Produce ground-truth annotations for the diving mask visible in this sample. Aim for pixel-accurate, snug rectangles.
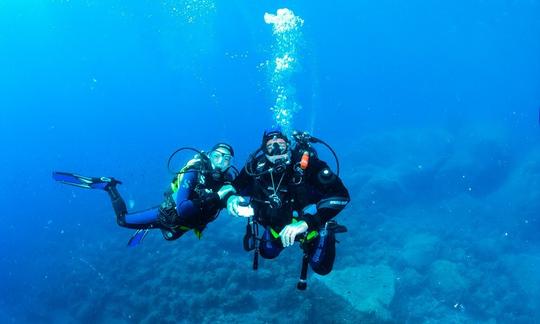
[209,149,233,172]
[265,138,290,164]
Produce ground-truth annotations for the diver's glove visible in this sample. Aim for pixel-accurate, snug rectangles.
[227,195,254,217]
[279,221,308,247]
[217,184,236,200]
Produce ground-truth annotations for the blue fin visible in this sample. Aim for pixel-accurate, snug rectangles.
[52,171,121,190]
[127,229,149,247]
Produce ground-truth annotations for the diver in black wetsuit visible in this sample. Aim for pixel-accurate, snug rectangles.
[53,143,237,245]
[227,129,350,287]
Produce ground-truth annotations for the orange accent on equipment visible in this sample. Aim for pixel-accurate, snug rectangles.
[300,151,310,170]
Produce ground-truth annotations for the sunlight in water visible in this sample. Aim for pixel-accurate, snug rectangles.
[264,8,304,135]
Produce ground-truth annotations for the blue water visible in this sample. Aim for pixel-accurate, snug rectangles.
[1,0,539,322]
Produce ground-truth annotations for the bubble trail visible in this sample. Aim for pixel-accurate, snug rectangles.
[264,8,304,135]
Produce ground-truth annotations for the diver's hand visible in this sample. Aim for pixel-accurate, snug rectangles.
[279,221,308,247]
[217,184,236,199]
[227,195,254,217]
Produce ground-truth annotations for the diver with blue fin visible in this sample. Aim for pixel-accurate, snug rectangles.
[53,143,237,246]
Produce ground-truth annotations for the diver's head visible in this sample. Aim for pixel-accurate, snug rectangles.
[208,143,234,173]
[262,128,290,165]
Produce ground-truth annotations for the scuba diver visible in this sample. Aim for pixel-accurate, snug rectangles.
[227,129,350,289]
[53,143,237,245]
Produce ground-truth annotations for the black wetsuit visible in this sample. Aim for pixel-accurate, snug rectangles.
[108,160,232,240]
[233,151,350,275]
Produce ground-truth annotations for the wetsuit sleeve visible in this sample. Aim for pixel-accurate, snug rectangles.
[195,170,237,212]
[299,159,350,230]
[173,170,200,220]
[173,168,224,223]
[232,166,254,196]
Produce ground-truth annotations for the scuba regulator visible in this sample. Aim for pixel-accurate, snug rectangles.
[291,130,340,176]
